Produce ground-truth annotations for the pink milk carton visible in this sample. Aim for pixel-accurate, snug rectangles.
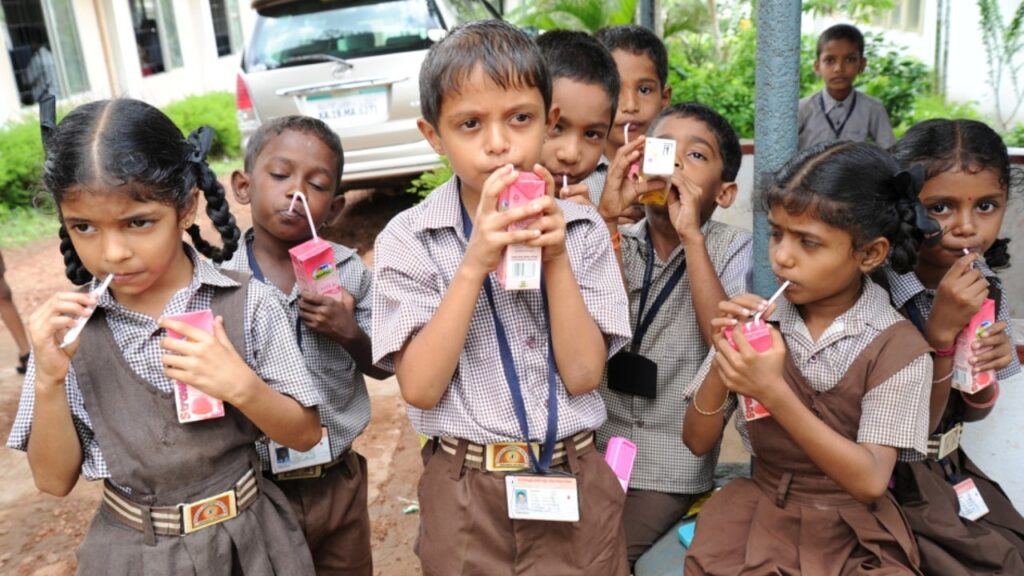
[724,319,774,421]
[952,298,997,394]
[604,437,637,493]
[288,238,343,300]
[166,310,225,424]
[497,173,545,290]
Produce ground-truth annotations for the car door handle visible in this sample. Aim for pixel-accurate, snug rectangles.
[275,76,408,97]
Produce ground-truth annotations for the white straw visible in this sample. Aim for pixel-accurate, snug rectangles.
[60,273,114,348]
[753,280,791,324]
[624,123,631,144]
[562,174,568,193]
[288,191,319,242]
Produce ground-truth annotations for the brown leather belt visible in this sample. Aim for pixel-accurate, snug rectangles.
[439,431,595,472]
[102,468,258,536]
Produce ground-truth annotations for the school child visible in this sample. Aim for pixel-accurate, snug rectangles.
[371,20,633,575]
[223,115,390,575]
[593,102,750,564]
[6,98,321,575]
[0,250,31,373]
[884,119,1024,574]
[683,141,935,575]
[595,24,672,224]
[536,30,619,207]
[798,23,895,151]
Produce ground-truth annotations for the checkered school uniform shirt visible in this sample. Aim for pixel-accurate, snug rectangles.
[7,246,321,484]
[686,276,933,459]
[598,219,751,494]
[580,156,609,206]
[372,177,631,444]
[222,230,373,469]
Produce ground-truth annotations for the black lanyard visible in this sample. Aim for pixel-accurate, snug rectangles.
[460,203,558,473]
[819,91,858,139]
[245,236,305,352]
[631,230,687,352]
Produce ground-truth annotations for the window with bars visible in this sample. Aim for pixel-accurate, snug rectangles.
[1,0,89,104]
[129,0,182,76]
[209,0,243,57]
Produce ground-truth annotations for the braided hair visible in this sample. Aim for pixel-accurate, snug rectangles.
[762,141,939,274]
[40,99,240,284]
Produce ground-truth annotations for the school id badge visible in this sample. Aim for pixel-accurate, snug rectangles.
[269,427,331,475]
[506,474,580,522]
[954,478,990,521]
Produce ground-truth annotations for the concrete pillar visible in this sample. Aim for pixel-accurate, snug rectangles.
[752,0,801,297]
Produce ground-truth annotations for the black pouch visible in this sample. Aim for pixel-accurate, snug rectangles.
[607,351,658,398]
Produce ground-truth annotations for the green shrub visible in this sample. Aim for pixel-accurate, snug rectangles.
[0,116,45,209]
[407,156,452,199]
[895,94,983,137]
[162,92,240,159]
[1005,124,1024,147]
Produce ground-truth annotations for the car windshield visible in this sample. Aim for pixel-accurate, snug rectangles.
[245,0,445,71]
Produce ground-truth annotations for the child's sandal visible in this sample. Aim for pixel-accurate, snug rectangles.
[16,352,29,375]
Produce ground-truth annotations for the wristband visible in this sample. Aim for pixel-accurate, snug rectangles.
[610,231,622,252]
[932,369,954,384]
[692,388,731,416]
[961,381,999,409]
[932,343,956,358]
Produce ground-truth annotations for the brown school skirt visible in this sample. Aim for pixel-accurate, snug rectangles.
[415,438,629,576]
[271,451,373,576]
[685,477,921,576]
[894,454,1024,575]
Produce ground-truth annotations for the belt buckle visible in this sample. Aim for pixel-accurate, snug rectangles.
[928,423,963,460]
[485,442,537,472]
[181,489,237,534]
[275,465,323,481]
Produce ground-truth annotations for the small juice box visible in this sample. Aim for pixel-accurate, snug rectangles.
[724,319,773,421]
[604,437,637,493]
[636,137,675,206]
[497,173,545,290]
[289,238,343,300]
[165,310,225,424]
[952,298,997,394]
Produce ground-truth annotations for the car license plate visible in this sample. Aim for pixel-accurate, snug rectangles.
[302,86,388,128]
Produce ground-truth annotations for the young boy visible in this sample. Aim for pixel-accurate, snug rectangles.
[798,23,895,150]
[224,116,388,575]
[596,102,751,565]
[536,30,619,207]
[372,20,632,575]
[0,250,30,373]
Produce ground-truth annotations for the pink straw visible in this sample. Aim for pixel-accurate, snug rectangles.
[288,191,319,242]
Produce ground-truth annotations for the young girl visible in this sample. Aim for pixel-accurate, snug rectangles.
[886,119,1024,574]
[682,141,934,575]
[5,98,321,575]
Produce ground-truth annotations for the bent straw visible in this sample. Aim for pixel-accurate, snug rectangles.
[753,280,792,324]
[60,273,114,348]
[288,191,319,242]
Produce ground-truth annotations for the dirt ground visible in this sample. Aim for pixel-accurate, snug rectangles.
[0,185,746,575]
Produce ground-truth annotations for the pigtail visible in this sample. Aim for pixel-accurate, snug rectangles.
[984,238,1011,269]
[184,127,240,263]
[887,166,939,274]
[59,224,93,285]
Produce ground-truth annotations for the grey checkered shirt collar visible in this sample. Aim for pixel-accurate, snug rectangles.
[884,260,998,311]
[95,244,239,312]
[775,275,892,339]
[413,176,593,238]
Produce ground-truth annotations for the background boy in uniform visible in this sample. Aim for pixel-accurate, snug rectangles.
[537,30,619,207]
[371,20,632,576]
[798,23,895,150]
[224,116,389,575]
[595,102,751,565]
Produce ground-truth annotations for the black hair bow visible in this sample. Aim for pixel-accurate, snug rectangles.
[39,92,57,151]
[893,165,942,245]
[187,126,215,164]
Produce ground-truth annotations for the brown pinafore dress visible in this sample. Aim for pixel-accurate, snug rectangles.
[685,321,929,576]
[70,274,315,575]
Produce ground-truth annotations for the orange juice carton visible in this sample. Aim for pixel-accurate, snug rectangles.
[952,298,997,394]
[724,319,773,421]
[166,310,225,424]
[288,238,343,300]
[497,172,545,290]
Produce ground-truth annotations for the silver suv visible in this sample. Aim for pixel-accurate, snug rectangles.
[238,0,497,189]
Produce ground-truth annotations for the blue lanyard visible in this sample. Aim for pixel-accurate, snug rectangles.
[460,203,559,473]
[245,235,305,352]
[818,91,858,139]
[632,230,687,352]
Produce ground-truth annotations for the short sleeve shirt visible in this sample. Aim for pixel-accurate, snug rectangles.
[371,177,631,444]
[598,219,752,494]
[580,156,610,207]
[7,246,321,483]
[798,89,896,150]
[686,277,932,459]
[221,230,373,467]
